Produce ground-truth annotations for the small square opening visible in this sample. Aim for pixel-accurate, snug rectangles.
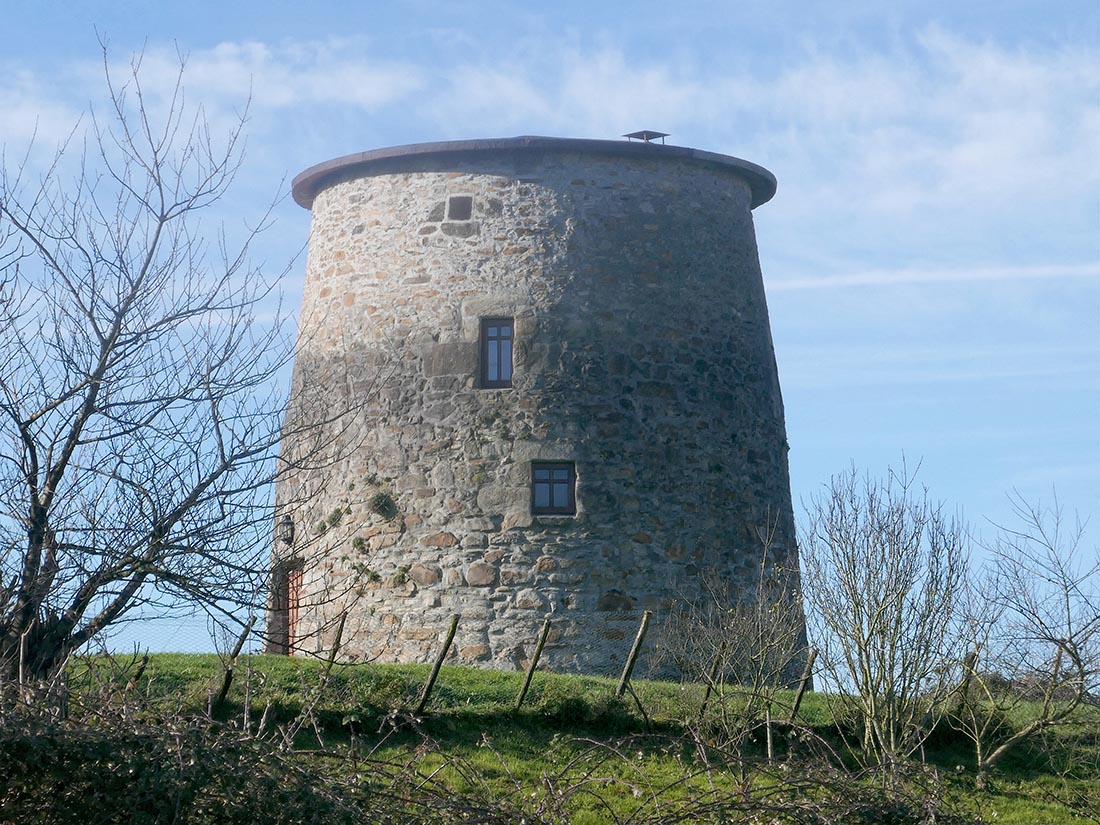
[446,195,473,221]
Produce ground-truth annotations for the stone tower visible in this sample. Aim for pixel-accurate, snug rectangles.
[269,135,800,677]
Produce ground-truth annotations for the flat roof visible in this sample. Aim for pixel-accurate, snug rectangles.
[291,136,777,210]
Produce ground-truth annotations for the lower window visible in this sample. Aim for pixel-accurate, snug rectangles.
[531,461,576,515]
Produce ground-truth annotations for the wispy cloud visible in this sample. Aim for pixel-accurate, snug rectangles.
[769,262,1100,291]
[407,28,1098,256]
[8,28,1096,228]
[143,40,426,110]
[0,68,83,149]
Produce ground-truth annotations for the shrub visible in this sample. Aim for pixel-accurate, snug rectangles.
[0,711,360,824]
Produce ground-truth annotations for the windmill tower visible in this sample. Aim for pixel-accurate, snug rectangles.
[269,135,801,678]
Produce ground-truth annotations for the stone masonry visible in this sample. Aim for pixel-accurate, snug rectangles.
[270,136,800,678]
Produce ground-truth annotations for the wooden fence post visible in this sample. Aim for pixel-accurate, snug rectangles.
[515,617,552,711]
[415,614,459,716]
[616,610,652,699]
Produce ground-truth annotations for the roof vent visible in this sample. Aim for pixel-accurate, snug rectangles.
[623,130,669,144]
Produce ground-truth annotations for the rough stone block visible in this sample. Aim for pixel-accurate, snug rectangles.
[466,561,497,587]
[421,531,458,547]
[514,588,546,610]
[408,563,442,585]
[499,566,531,586]
[459,644,491,660]
[423,342,475,377]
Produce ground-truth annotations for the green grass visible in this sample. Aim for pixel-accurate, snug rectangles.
[63,654,1100,823]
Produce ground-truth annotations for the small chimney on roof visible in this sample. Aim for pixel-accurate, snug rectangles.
[623,130,669,144]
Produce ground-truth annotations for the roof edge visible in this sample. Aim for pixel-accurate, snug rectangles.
[291,135,777,210]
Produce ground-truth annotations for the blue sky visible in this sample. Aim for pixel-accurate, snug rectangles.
[4,1,1098,647]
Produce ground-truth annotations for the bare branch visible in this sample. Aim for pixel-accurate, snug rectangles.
[0,46,298,684]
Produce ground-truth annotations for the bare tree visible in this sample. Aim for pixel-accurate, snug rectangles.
[800,463,970,766]
[0,45,293,685]
[955,494,1099,788]
[660,519,810,763]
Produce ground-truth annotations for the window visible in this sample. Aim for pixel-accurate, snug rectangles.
[446,195,473,221]
[480,318,513,388]
[531,462,576,515]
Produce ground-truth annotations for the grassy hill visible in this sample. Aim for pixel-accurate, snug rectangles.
[2,653,1097,824]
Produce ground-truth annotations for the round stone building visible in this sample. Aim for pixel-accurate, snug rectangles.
[269,135,801,677]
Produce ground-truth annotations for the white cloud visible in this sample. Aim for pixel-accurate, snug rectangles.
[0,68,83,149]
[94,39,425,115]
[421,47,715,139]
[768,262,1100,291]
[10,28,1095,236]
[413,29,1099,245]
[187,40,425,110]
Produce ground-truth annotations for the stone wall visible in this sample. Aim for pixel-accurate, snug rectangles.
[274,140,800,677]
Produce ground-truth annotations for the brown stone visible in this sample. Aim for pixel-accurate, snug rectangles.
[408,563,442,585]
[369,533,399,551]
[399,627,438,641]
[460,644,490,660]
[466,561,497,587]
[501,511,533,530]
[499,566,531,586]
[421,531,458,547]
[534,555,558,573]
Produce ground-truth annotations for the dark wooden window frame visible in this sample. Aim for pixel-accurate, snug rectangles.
[531,461,577,516]
[480,317,514,389]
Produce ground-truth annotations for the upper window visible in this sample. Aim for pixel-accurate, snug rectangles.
[480,318,513,388]
[532,462,576,515]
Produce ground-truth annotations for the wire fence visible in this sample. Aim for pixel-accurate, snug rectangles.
[90,604,817,752]
[102,609,263,657]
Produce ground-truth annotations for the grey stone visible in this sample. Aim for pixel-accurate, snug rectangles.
[423,342,475,377]
[441,221,478,238]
